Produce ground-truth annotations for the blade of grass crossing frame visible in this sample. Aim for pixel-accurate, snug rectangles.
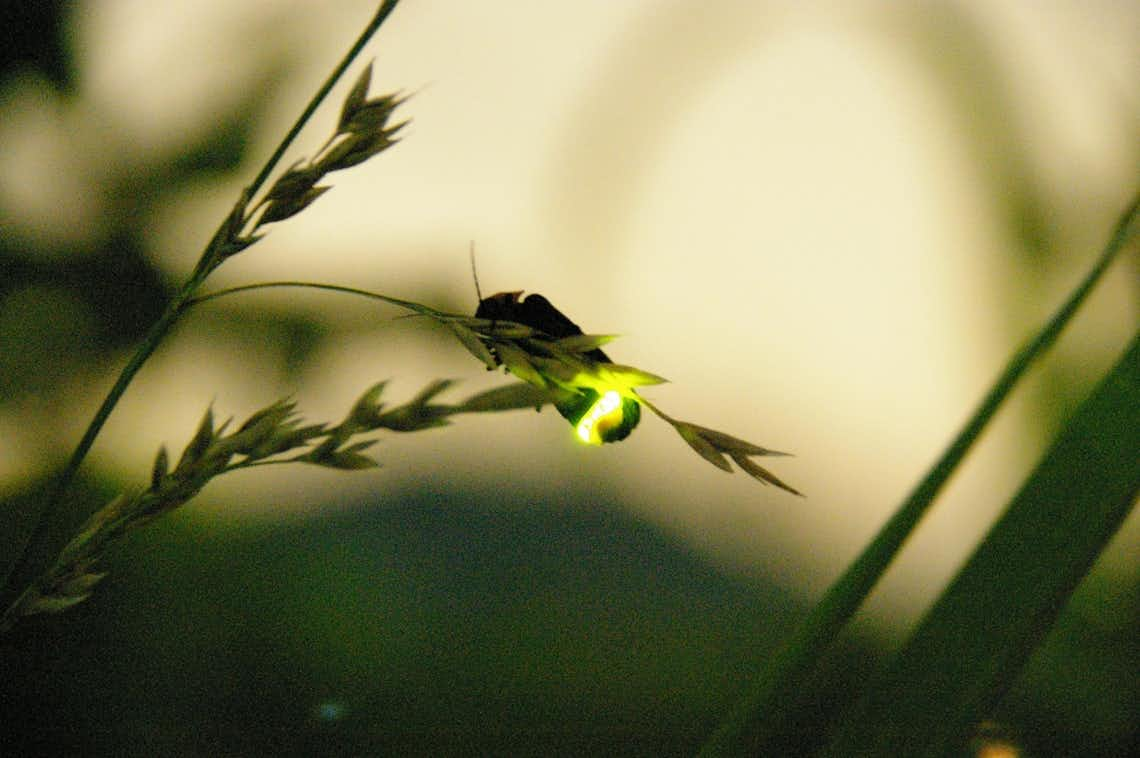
[818,328,1140,757]
[698,190,1138,756]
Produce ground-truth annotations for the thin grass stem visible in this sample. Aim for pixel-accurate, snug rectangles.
[185,280,455,321]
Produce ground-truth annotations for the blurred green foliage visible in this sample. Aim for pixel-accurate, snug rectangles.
[4,487,809,756]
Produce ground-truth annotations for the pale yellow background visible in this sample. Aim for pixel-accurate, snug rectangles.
[1,0,1136,633]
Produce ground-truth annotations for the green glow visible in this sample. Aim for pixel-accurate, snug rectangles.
[576,390,623,445]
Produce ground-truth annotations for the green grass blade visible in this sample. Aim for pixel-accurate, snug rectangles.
[698,190,1138,756]
[818,328,1140,757]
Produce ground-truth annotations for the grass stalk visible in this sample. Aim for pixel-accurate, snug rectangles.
[0,0,404,606]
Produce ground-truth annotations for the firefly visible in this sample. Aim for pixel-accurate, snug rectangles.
[473,289,641,444]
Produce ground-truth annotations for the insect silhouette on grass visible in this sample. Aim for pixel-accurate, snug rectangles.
[464,251,799,493]
[470,255,640,445]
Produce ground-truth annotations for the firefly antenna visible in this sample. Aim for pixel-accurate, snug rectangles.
[469,241,483,302]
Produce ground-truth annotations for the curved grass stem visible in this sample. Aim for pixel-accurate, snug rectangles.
[185,280,458,321]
